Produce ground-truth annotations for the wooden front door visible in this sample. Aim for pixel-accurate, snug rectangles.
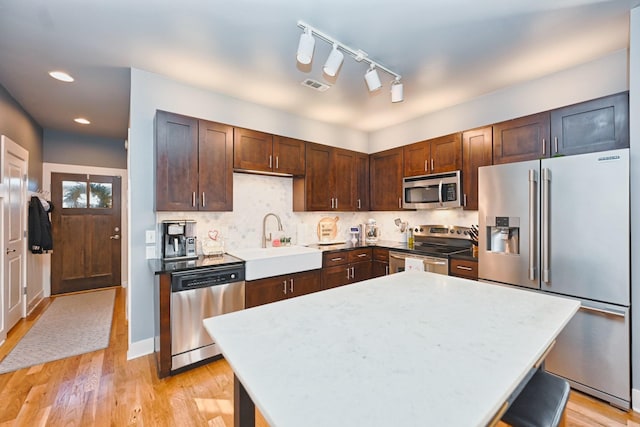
[51,173,121,295]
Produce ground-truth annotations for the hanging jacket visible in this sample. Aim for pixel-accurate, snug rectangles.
[28,196,53,253]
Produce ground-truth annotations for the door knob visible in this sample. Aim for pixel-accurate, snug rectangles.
[110,235,120,240]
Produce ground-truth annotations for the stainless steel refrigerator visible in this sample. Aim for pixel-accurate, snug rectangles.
[478,148,630,409]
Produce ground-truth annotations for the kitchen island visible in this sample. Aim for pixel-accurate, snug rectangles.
[203,271,579,427]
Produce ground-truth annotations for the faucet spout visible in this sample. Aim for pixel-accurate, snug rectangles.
[262,213,283,248]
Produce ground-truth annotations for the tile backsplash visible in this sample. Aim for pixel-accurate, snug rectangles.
[156,173,479,252]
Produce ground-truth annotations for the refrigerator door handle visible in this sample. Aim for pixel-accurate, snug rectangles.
[528,169,537,281]
[580,304,626,318]
[541,168,551,283]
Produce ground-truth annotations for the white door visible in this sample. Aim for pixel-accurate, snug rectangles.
[1,135,28,339]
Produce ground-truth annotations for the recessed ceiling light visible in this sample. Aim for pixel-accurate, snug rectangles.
[49,71,74,82]
[74,118,90,125]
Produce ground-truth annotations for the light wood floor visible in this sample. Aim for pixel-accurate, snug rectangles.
[0,286,638,426]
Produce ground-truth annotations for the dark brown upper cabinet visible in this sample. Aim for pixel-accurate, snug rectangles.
[155,110,233,211]
[403,133,462,177]
[462,126,492,211]
[233,128,305,176]
[369,147,404,211]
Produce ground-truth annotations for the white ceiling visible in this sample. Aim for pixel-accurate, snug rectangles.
[0,0,637,140]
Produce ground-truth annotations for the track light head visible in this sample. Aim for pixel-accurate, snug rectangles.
[364,66,382,92]
[391,78,404,103]
[323,44,344,77]
[297,27,315,65]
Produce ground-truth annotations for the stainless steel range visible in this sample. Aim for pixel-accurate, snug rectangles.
[389,225,473,274]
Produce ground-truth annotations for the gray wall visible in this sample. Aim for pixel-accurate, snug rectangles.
[43,129,126,169]
[0,83,43,190]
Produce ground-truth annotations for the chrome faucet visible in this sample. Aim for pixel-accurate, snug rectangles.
[262,213,283,248]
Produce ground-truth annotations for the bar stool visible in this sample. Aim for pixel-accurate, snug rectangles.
[501,369,570,427]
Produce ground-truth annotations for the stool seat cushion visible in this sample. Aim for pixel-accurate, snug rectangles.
[502,369,570,427]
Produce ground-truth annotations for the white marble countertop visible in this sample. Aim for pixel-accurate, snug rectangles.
[203,271,579,427]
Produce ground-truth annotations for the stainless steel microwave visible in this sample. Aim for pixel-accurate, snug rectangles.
[402,170,462,209]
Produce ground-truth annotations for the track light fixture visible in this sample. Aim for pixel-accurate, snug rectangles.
[323,43,344,77]
[296,20,404,102]
[364,66,382,92]
[296,27,315,65]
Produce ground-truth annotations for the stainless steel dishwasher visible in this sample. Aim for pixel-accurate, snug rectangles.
[170,263,245,371]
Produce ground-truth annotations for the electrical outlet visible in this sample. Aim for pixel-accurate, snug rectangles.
[145,246,156,259]
[145,230,156,244]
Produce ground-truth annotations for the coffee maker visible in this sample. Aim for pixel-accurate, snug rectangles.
[162,220,197,261]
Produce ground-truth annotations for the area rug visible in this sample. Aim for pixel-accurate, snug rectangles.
[0,288,115,374]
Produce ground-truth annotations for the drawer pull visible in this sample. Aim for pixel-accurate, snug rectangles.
[357,253,368,258]
[330,257,345,262]
[456,265,473,271]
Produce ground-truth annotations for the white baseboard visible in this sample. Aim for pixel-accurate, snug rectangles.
[127,337,154,361]
[633,388,640,413]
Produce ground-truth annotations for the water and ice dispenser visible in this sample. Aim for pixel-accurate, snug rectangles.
[486,216,520,254]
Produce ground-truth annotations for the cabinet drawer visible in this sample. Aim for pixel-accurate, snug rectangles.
[323,251,350,267]
[450,258,478,280]
[348,248,372,263]
[372,248,389,262]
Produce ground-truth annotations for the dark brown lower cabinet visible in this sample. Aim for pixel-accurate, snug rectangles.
[323,261,372,289]
[245,270,321,308]
[449,258,478,280]
[371,248,390,278]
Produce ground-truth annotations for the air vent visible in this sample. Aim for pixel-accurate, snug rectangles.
[301,78,330,92]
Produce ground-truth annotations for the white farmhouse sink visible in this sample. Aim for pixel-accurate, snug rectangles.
[228,245,322,280]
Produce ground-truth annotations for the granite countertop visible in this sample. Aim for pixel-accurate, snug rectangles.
[149,254,244,275]
[204,271,579,427]
[309,240,479,262]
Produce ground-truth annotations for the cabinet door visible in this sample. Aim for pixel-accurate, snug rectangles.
[322,264,351,289]
[303,143,333,211]
[462,126,492,211]
[430,133,462,173]
[288,270,322,299]
[403,141,429,177]
[493,112,550,164]
[370,147,404,211]
[352,261,372,283]
[551,92,629,156]
[273,136,306,176]
[371,261,389,278]
[333,148,356,211]
[355,153,370,211]
[233,127,274,172]
[245,276,287,308]
[198,120,233,211]
[155,111,199,211]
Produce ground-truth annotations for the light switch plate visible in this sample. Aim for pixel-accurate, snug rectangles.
[145,246,156,259]
[145,230,156,244]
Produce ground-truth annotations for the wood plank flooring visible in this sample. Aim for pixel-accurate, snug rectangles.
[0,286,638,426]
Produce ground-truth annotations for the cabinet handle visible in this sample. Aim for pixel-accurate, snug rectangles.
[346,268,350,280]
[542,138,546,156]
[331,257,345,262]
[456,265,473,271]
[399,198,402,209]
[201,192,206,208]
[192,192,196,207]
[385,265,389,275]
[276,156,279,169]
[283,280,287,295]
[269,155,273,168]
[357,253,368,258]
[431,158,434,171]
[351,266,355,279]
[335,198,338,209]
[424,160,428,172]
[357,199,361,209]
[331,198,335,209]
[554,137,558,154]
[463,194,467,207]
[289,278,294,293]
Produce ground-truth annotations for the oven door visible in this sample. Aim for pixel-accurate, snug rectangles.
[389,251,449,275]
